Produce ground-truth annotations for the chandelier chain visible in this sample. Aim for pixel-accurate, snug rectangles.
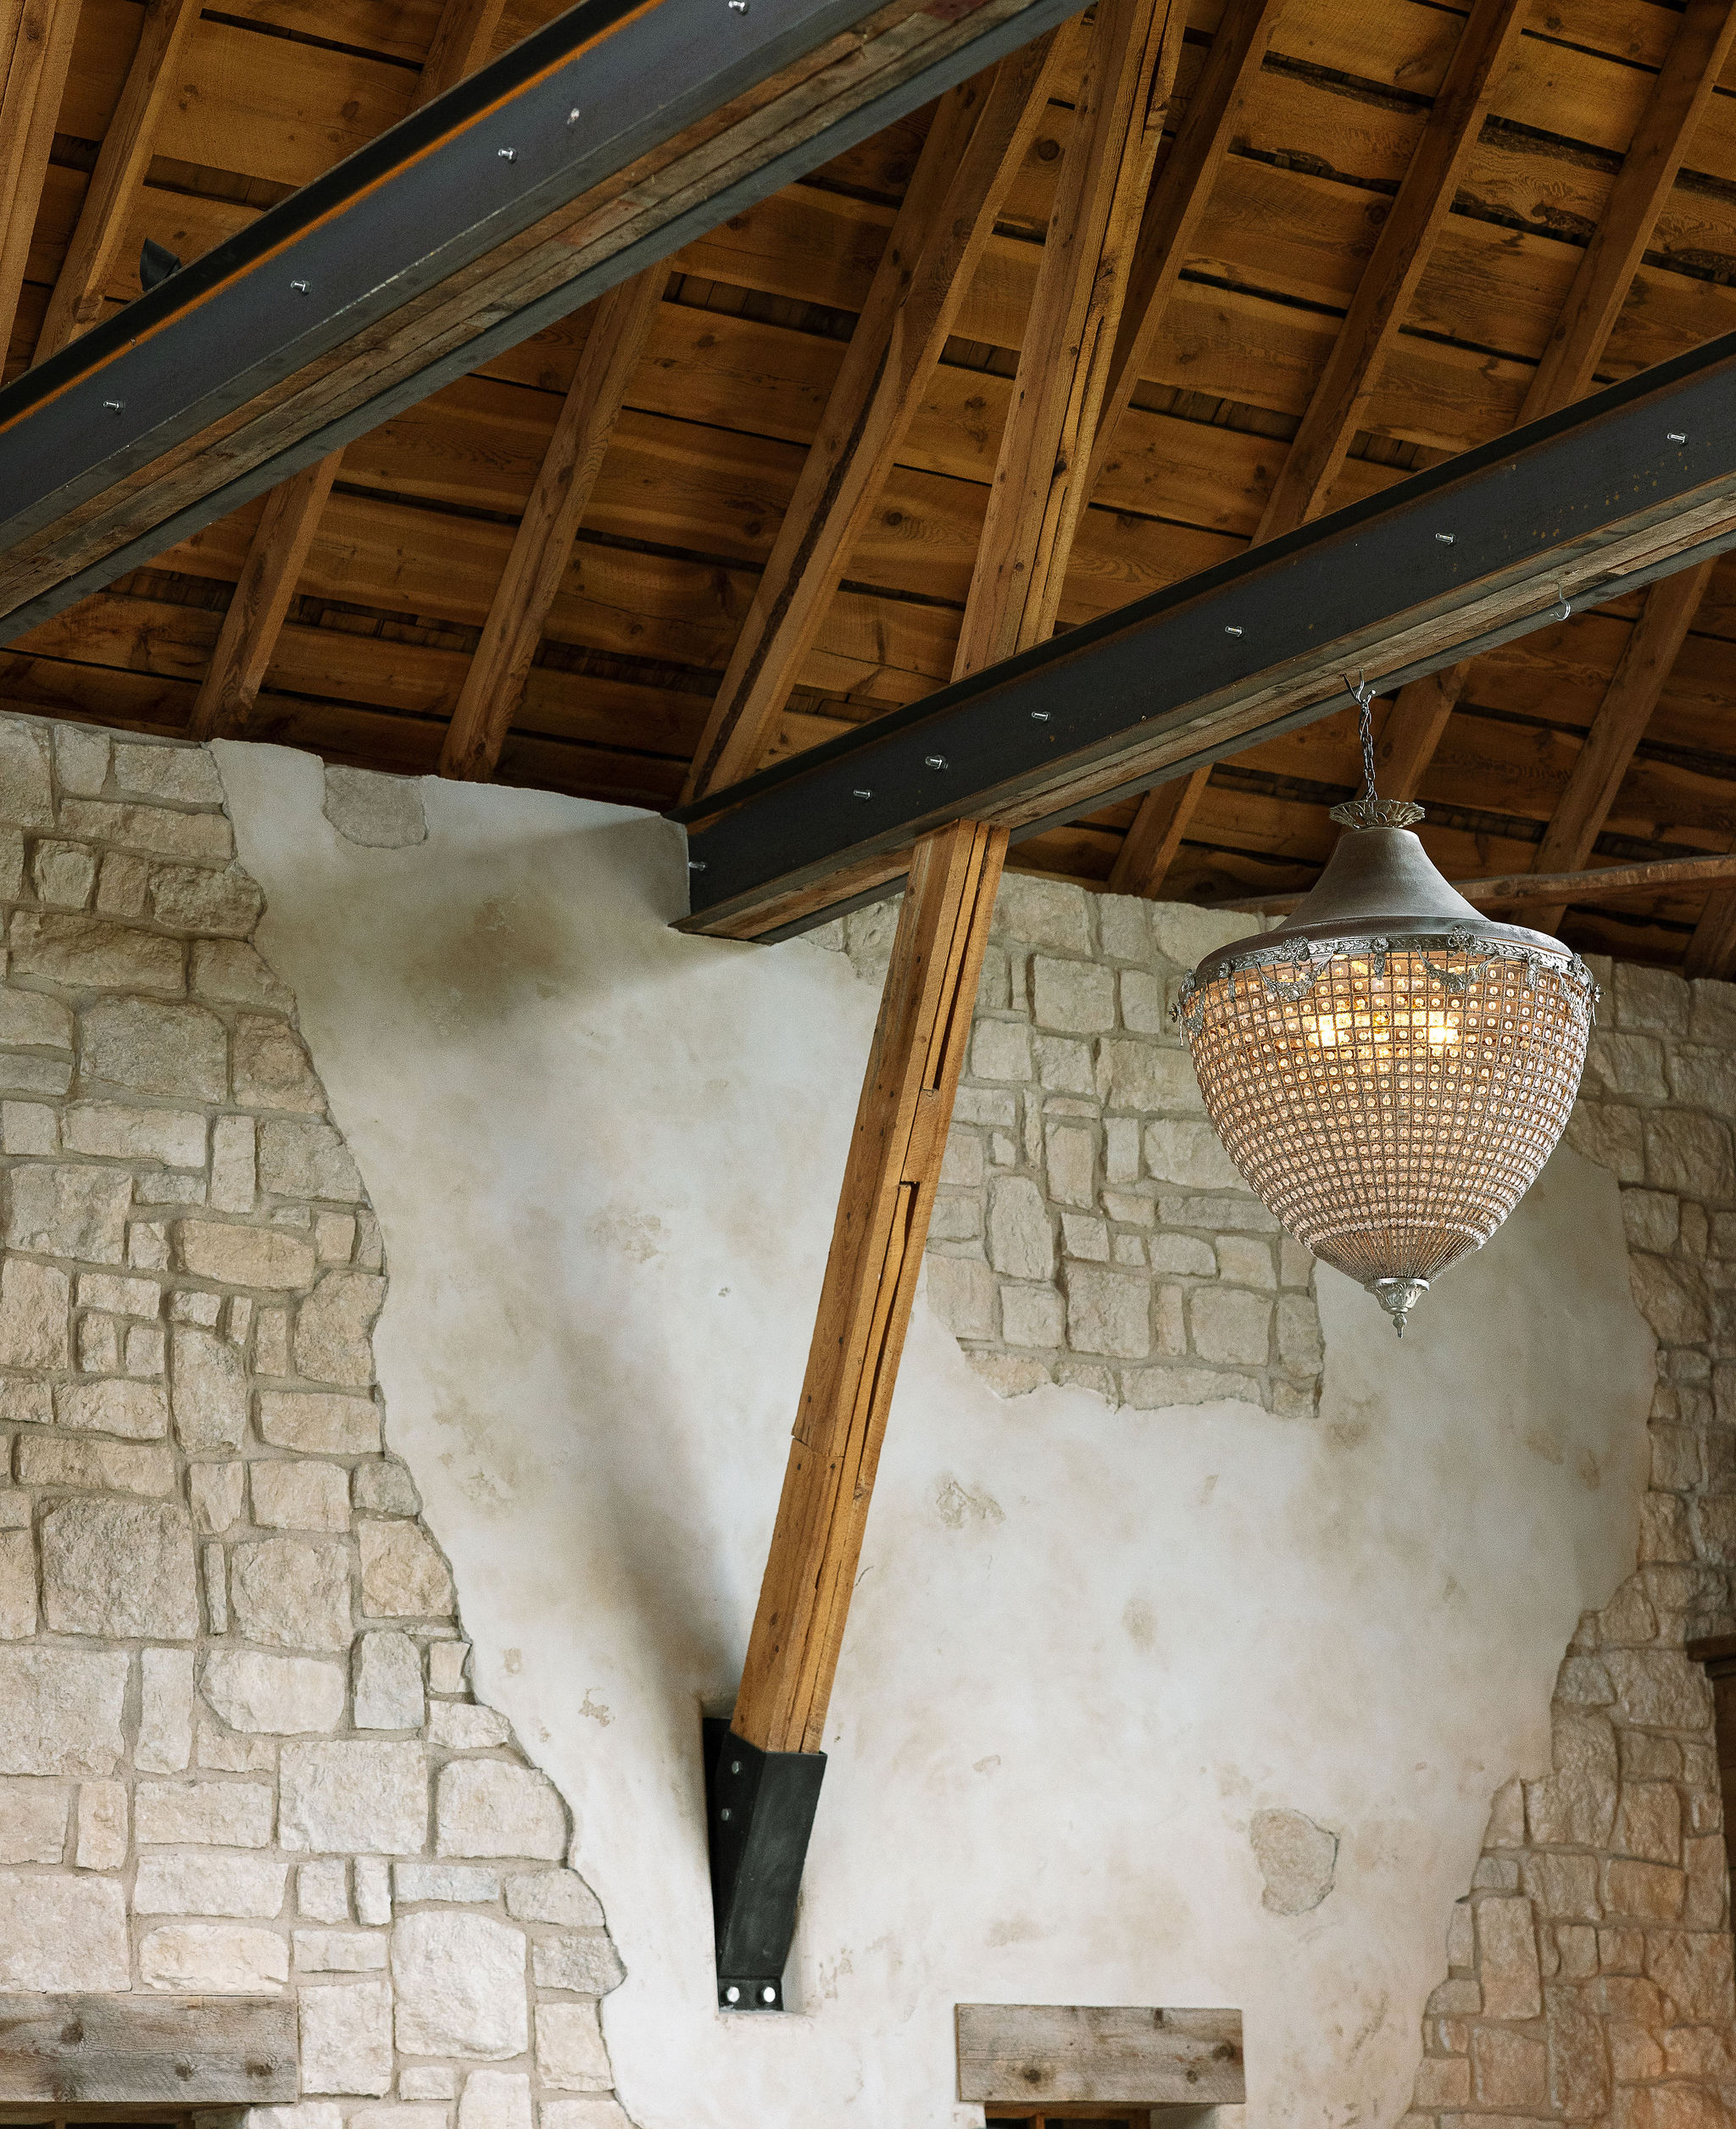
[1346,670,1379,799]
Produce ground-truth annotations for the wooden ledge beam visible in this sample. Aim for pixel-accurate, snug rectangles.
[0,0,81,362]
[0,1993,296,2104]
[957,2004,1245,2109]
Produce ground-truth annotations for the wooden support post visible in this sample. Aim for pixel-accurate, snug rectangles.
[732,819,1007,1758]
[683,36,1066,802]
[185,455,341,742]
[1525,559,1713,931]
[437,267,665,782]
[1253,0,1528,541]
[0,0,81,361]
[414,0,509,109]
[952,0,1186,679]
[32,0,198,361]
[1520,0,1736,422]
[1372,667,1470,803]
[1106,766,1209,899]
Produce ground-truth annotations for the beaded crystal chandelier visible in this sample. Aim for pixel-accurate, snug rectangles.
[1175,691,1598,1336]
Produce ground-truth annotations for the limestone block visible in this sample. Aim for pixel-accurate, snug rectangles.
[63,1100,208,1168]
[1616,1780,1683,1865]
[94,853,147,918]
[297,1270,384,1387]
[1629,1253,1711,1346]
[2,1100,56,1153]
[1604,1648,1710,1729]
[191,1460,247,1533]
[9,911,185,994]
[0,1871,128,1988]
[360,1520,455,1618]
[1032,1034,1093,1097]
[1096,1039,1200,1114]
[281,1739,429,1854]
[81,998,226,1101]
[348,2110,448,2129]
[234,1015,326,1113]
[322,765,427,848]
[531,1929,626,1994]
[354,1631,426,1732]
[993,875,1092,953]
[1565,1100,1646,1182]
[1412,2057,1469,2109]
[42,1498,197,1639]
[1615,959,1689,1034]
[1064,1264,1150,1359]
[1645,1110,1736,1200]
[536,2004,612,2092]
[0,988,70,1056]
[136,1780,274,1846]
[1544,1991,1610,2120]
[0,722,51,825]
[400,2074,457,2102]
[1583,1030,1667,1102]
[151,864,265,937]
[1249,1809,1337,1914]
[1604,1857,1687,1921]
[178,1220,318,1291]
[938,1130,983,1189]
[1043,1122,1096,1209]
[987,1176,1052,1280]
[259,1119,364,1200]
[114,741,225,804]
[33,840,95,909]
[504,1871,604,1927]
[1646,1927,1735,2022]
[8,1164,131,1262]
[1030,955,1114,1033]
[248,2103,348,2129]
[1518,1850,1600,1921]
[0,1648,127,1775]
[397,1863,499,1904]
[1190,1288,1271,1366]
[1277,1295,1323,1372]
[437,1759,565,1859]
[252,1460,352,1531]
[0,1052,70,1098]
[1144,1120,1242,1189]
[1470,2026,1547,2109]
[75,1779,127,1868]
[392,1910,529,2059]
[171,1326,249,1450]
[209,1115,256,1213]
[1063,1213,1111,1262]
[294,1931,388,1971]
[459,2071,532,2129]
[1477,1895,1543,2019]
[299,1980,394,2096]
[999,1282,1065,1349]
[540,2104,630,2129]
[0,1257,68,1368]
[429,1704,512,1752]
[298,1859,350,1923]
[59,798,232,862]
[923,1255,995,1339]
[354,1459,421,1516]
[356,1854,391,1924]
[0,1777,68,1863]
[232,1537,354,1652]
[203,1649,347,1734]
[0,1528,33,1639]
[315,1213,356,1262]
[259,1389,382,1455]
[135,1853,289,1916]
[1121,1363,1257,1409]
[139,1647,195,1773]
[193,940,295,1012]
[57,1376,170,1439]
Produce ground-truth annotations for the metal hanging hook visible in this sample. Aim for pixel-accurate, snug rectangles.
[1554,582,1572,622]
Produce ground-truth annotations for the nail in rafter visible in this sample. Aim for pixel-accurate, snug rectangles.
[437,265,666,783]
[952,0,1188,680]
[1252,0,1528,543]
[683,36,1067,803]
[0,0,82,365]
[31,0,198,363]
[732,818,1007,1759]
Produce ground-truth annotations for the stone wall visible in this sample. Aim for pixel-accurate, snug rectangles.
[0,714,630,2129]
[1402,958,1736,2126]
[815,876,1324,1417]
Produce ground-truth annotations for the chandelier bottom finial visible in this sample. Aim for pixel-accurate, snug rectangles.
[1372,1276,1429,1337]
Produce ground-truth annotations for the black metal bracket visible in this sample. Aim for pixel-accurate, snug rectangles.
[704,1715,826,2013]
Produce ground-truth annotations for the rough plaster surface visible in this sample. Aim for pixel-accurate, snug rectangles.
[217,743,1655,2128]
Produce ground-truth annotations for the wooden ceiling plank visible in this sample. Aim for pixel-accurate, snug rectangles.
[1251,0,1530,542]
[1683,885,1736,980]
[0,0,81,360]
[412,0,509,111]
[733,817,1006,1757]
[184,453,341,742]
[682,35,1066,803]
[1372,665,1469,803]
[1520,0,1736,424]
[436,265,666,782]
[1085,0,1285,500]
[32,0,201,362]
[1220,848,1736,916]
[1105,763,1209,898]
[951,0,1188,681]
[1525,558,1715,929]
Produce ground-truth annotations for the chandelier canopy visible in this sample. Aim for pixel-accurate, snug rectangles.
[1177,798,1597,1335]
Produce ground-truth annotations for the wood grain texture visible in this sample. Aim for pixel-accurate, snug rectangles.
[1253,0,1530,539]
[1527,559,1714,928]
[0,0,81,359]
[1105,764,1208,897]
[951,0,1186,679]
[1084,0,1285,498]
[683,34,1066,800]
[1216,850,1736,916]
[1683,882,1736,979]
[413,0,509,110]
[732,818,1006,1756]
[437,265,665,781]
[0,1993,298,2104]
[955,2004,1245,2106]
[186,451,341,740]
[1373,665,1469,802]
[1520,0,1736,421]
[32,0,200,359]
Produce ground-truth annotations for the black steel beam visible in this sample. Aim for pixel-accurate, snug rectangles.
[674,328,1736,940]
[0,0,1082,638]
[704,1716,826,2012]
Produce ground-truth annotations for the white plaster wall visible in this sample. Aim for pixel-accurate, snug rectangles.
[216,742,1655,2129]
